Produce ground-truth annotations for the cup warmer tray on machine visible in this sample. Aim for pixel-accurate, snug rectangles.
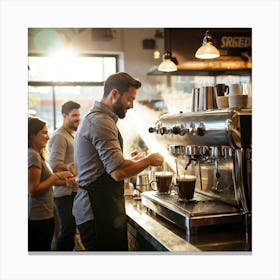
[141,190,242,240]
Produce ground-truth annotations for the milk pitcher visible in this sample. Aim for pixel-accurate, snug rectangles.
[199,86,217,111]
[215,83,229,96]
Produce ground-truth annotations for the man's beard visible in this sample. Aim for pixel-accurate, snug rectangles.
[69,121,79,131]
[113,97,126,119]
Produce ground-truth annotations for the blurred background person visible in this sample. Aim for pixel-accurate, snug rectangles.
[48,101,81,251]
[28,117,73,251]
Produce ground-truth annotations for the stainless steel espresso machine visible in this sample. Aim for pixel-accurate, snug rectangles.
[142,108,252,249]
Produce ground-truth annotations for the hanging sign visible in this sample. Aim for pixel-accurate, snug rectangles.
[214,31,252,56]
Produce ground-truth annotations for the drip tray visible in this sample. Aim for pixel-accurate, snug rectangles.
[152,192,238,217]
[141,191,242,238]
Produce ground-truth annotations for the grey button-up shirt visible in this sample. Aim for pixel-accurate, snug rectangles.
[72,101,124,225]
[48,126,77,197]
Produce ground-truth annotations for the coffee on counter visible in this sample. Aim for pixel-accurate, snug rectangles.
[176,175,196,200]
[154,171,173,193]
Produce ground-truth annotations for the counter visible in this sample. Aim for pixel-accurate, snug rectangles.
[125,196,251,252]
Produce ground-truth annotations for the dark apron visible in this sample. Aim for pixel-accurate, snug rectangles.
[85,173,127,251]
[81,130,128,251]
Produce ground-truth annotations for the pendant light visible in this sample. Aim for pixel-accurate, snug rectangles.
[153,29,163,60]
[153,47,161,59]
[158,50,177,72]
[158,28,178,72]
[195,30,220,59]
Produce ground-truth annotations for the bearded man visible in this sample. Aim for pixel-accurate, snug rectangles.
[48,100,81,251]
[72,72,163,251]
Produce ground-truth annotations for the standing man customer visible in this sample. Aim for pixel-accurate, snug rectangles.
[48,101,81,251]
[73,72,164,251]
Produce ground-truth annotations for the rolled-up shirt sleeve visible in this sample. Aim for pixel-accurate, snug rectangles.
[89,114,124,174]
[48,134,67,170]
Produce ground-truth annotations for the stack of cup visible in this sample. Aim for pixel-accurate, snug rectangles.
[229,84,248,109]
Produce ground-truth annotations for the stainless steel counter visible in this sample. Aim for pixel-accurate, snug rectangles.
[125,197,200,252]
[125,196,251,252]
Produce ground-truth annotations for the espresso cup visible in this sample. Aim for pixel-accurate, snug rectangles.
[150,171,173,194]
[229,84,243,95]
[176,175,196,201]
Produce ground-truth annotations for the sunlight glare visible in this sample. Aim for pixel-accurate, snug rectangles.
[48,47,79,82]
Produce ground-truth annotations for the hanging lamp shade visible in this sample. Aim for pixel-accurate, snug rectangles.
[158,50,177,72]
[195,30,220,59]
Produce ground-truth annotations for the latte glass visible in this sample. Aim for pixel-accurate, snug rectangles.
[176,175,196,201]
[150,171,173,194]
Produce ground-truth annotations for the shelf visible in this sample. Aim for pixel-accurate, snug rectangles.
[147,68,252,76]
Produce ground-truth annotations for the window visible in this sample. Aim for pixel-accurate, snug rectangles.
[28,54,118,132]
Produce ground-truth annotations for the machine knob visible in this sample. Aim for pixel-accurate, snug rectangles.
[180,128,189,136]
[189,122,196,135]
[159,127,168,135]
[172,126,181,135]
[197,122,206,136]
[197,127,205,136]
[148,127,155,133]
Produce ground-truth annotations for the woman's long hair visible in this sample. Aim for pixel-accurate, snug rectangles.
[28,117,47,160]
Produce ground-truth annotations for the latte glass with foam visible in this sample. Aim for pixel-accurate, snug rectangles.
[150,171,173,194]
[176,175,196,201]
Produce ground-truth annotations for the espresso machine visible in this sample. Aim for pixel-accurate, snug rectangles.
[142,108,252,248]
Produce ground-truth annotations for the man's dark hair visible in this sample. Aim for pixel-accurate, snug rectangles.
[61,100,80,115]
[103,72,141,97]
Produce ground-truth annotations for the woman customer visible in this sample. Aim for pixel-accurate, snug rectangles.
[28,117,73,251]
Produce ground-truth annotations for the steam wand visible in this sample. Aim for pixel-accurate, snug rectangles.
[185,154,201,170]
[212,159,223,193]
[175,158,179,176]
[185,157,192,171]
